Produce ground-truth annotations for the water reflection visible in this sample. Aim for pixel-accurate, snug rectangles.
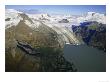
[63,44,106,72]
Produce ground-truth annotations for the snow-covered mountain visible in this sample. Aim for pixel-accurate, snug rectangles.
[5,9,106,72]
[5,9,23,28]
[5,9,41,29]
[5,9,81,46]
[27,11,106,32]
[6,9,106,30]
[28,13,79,32]
[77,12,106,24]
[5,9,106,47]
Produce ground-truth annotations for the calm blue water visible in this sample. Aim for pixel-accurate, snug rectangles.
[63,44,106,72]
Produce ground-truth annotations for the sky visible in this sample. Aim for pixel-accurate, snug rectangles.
[5,5,106,15]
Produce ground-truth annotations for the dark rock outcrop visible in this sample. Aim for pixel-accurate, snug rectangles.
[72,21,106,51]
[59,19,69,23]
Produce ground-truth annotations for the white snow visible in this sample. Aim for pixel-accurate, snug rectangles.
[6,9,106,29]
[27,12,106,45]
[28,13,80,32]
[77,12,106,24]
[5,9,23,28]
[5,9,41,29]
[24,20,41,29]
[5,9,106,45]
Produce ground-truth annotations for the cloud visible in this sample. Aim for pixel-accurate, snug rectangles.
[17,9,43,14]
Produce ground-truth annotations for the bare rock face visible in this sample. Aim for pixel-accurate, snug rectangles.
[5,9,79,72]
[72,21,106,51]
[5,20,58,71]
[58,19,69,23]
[5,19,77,72]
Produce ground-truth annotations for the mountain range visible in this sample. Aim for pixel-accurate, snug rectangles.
[5,9,106,72]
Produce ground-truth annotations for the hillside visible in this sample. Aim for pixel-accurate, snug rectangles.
[5,9,78,72]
